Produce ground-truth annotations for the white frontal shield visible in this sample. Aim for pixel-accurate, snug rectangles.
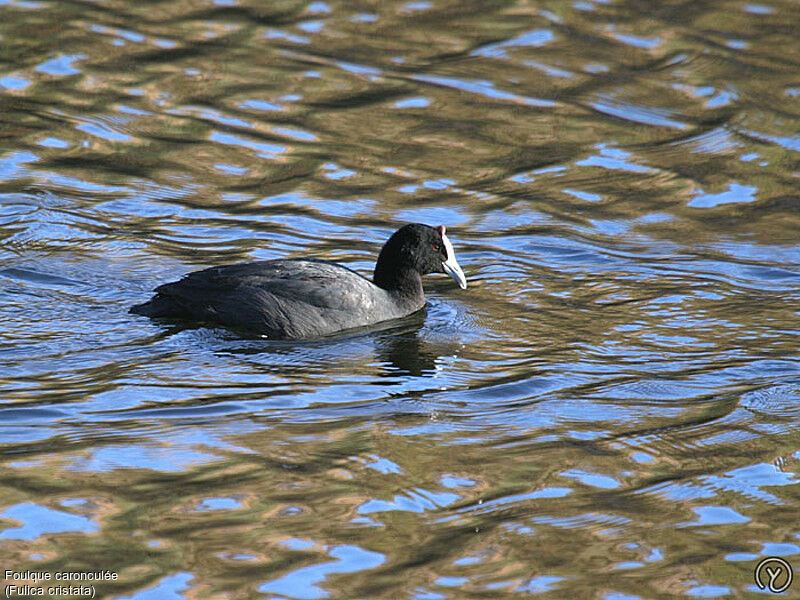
[441,229,467,289]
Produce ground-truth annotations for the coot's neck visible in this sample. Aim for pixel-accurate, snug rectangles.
[373,264,424,304]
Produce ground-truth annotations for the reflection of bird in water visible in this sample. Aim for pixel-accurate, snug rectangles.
[376,323,438,377]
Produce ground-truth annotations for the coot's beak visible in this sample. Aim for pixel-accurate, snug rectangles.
[440,228,467,289]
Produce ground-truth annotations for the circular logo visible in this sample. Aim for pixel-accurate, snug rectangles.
[755,557,793,594]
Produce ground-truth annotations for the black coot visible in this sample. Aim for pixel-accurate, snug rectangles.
[130,223,467,339]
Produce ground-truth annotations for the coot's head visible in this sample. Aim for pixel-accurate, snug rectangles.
[374,223,467,291]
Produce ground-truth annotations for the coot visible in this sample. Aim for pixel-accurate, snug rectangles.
[130,223,467,339]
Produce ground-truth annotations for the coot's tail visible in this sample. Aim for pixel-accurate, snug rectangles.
[129,294,177,317]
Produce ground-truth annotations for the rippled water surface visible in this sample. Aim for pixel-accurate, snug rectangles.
[2,0,800,598]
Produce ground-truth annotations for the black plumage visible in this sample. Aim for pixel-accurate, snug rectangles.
[130,223,467,339]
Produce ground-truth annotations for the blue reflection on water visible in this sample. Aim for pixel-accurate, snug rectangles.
[577,144,653,173]
[259,545,385,599]
[402,1,432,12]
[361,454,403,474]
[209,131,287,157]
[68,445,217,473]
[745,4,774,14]
[413,74,556,107]
[0,502,98,540]
[273,126,317,141]
[334,60,381,76]
[689,183,757,208]
[77,122,133,142]
[589,95,687,129]
[351,13,378,23]
[682,506,750,527]
[90,24,146,43]
[699,463,797,505]
[612,32,662,49]
[196,497,242,511]
[239,99,284,111]
[393,96,430,109]
[306,1,331,13]
[117,573,193,600]
[563,188,603,202]
[471,29,554,58]
[298,20,325,34]
[685,584,730,598]
[435,576,468,587]
[561,469,621,489]
[0,76,30,90]
[266,29,309,44]
[37,137,70,148]
[0,151,38,179]
[517,575,565,593]
[739,128,800,152]
[279,538,316,551]
[35,54,85,76]
[359,488,460,514]
[760,542,800,556]
[439,474,475,488]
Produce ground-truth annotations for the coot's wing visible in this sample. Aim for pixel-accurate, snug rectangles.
[143,259,393,338]
[156,259,375,309]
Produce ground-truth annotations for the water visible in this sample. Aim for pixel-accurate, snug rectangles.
[1,0,799,598]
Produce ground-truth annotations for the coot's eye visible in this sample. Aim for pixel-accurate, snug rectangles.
[432,243,440,251]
